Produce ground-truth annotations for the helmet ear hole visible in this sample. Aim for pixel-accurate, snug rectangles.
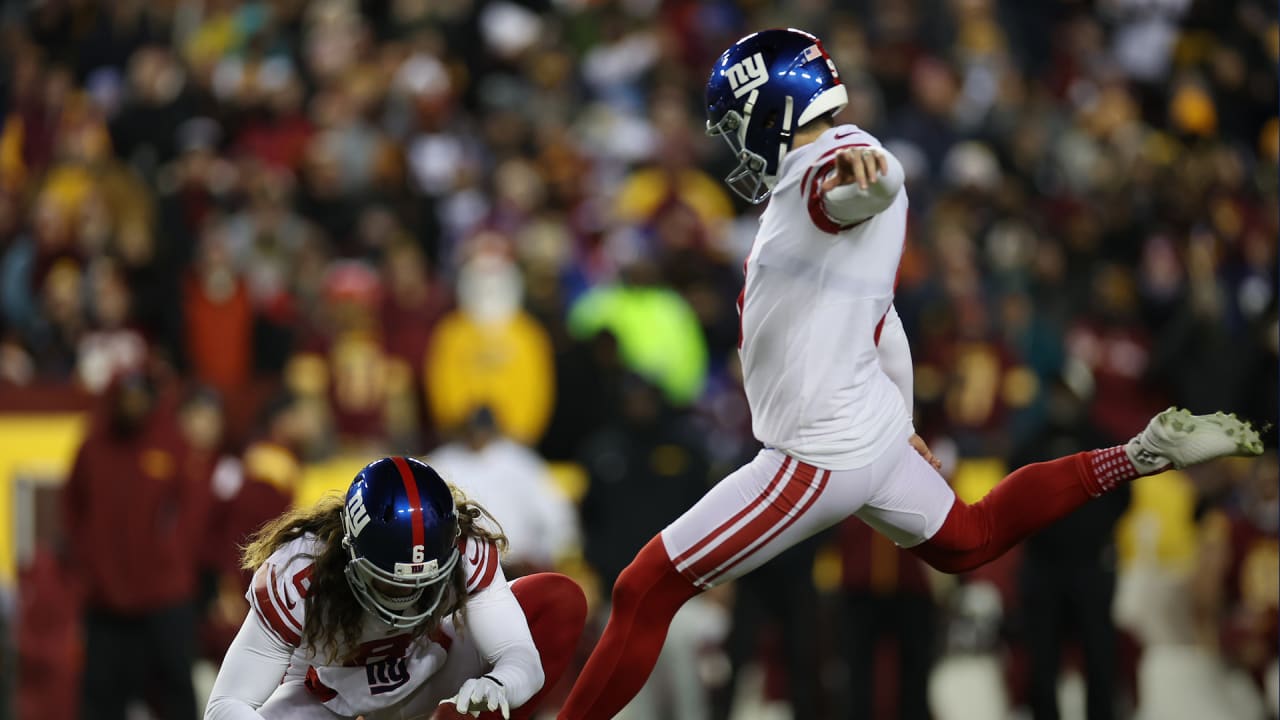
[763,110,778,130]
[382,504,395,523]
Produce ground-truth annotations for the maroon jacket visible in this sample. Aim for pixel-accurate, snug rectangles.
[201,439,297,577]
[62,389,210,613]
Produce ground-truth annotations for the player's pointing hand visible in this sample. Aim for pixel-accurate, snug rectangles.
[823,147,889,192]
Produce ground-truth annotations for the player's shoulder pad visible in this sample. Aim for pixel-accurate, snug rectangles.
[458,534,501,595]
[247,536,318,647]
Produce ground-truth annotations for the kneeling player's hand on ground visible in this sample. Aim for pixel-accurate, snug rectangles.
[910,433,942,471]
[440,676,510,718]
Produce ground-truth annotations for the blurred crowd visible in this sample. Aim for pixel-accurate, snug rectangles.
[0,0,1275,718]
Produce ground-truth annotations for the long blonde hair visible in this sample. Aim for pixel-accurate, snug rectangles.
[241,485,508,663]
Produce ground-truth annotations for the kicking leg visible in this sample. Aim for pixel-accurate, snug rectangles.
[908,408,1263,573]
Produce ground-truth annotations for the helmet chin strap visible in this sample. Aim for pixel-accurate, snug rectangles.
[766,95,797,191]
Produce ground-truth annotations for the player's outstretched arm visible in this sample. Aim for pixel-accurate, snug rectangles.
[820,146,905,223]
[204,609,295,719]
[439,571,543,718]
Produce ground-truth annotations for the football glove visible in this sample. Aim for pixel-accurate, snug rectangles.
[440,675,510,718]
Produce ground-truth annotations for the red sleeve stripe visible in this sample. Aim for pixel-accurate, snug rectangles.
[473,543,499,593]
[806,159,870,235]
[465,540,489,588]
[800,143,871,191]
[807,160,844,233]
[266,567,304,635]
[252,569,302,646]
[465,539,499,593]
[391,457,425,549]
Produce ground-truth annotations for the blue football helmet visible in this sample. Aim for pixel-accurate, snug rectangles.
[706,29,849,203]
[341,456,460,628]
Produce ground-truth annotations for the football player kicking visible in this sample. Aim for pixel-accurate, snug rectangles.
[556,28,1265,719]
[205,456,587,720]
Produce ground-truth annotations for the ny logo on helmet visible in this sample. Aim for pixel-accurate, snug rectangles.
[346,491,371,537]
[725,52,768,98]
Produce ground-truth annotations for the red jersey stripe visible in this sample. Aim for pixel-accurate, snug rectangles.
[391,456,425,550]
[875,229,907,346]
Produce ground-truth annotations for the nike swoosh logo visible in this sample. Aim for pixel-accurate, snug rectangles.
[833,130,858,140]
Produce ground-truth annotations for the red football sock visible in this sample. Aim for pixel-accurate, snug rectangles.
[911,447,1139,574]
[556,536,702,720]
[437,573,588,720]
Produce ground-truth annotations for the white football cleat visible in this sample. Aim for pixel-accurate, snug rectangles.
[1125,407,1265,475]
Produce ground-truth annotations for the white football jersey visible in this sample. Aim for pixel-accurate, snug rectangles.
[739,124,912,470]
[245,532,502,717]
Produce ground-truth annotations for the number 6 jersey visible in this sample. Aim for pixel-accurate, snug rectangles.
[238,532,504,717]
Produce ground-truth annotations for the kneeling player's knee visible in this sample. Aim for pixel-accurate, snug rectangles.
[514,573,588,626]
[541,573,588,628]
[521,573,588,668]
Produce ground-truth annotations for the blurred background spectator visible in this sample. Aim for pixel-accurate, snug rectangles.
[428,405,581,576]
[577,373,726,720]
[0,0,1274,718]
[62,367,208,720]
[1013,379,1133,720]
[837,520,937,720]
